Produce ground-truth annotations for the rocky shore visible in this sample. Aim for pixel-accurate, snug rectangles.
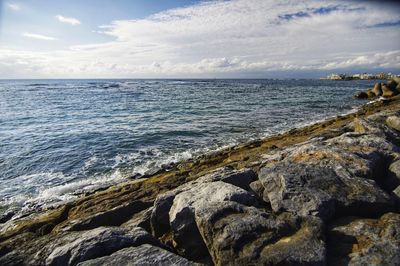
[1,96,400,266]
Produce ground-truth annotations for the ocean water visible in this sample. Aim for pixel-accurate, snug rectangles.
[0,79,374,217]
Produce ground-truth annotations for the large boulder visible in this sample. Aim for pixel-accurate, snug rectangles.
[42,227,160,266]
[387,80,398,91]
[373,83,382,97]
[382,84,398,98]
[258,117,399,220]
[77,244,197,266]
[150,168,257,238]
[195,202,326,266]
[259,162,393,220]
[151,170,326,265]
[168,181,259,259]
[328,213,400,265]
[366,89,376,99]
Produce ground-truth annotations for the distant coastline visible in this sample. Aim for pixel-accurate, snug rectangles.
[321,72,400,81]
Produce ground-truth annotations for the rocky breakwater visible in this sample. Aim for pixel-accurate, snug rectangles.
[0,96,400,265]
[355,77,400,99]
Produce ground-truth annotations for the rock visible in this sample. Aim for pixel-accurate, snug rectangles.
[152,170,326,265]
[196,203,326,266]
[258,119,399,220]
[249,180,265,199]
[388,160,400,187]
[121,207,153,232]
[44,227,160,266]
[150,168,257,238]
[367,89,376,98]
[387,116,400,131]
[77,244,197,266]
[392,76,400,84]
[355,91,368,99]
[373,83,382,97]
[169,181,259,259]
[259,162,393,220]
[396,84,400,93]
[393,185,400,201]
[387,80,398,91]
[328,213,400,265]
[382,84,398,98]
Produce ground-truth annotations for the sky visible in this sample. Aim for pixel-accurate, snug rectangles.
[0,0,399,79]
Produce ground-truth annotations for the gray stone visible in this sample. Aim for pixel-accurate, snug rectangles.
[77,244,197,266]
[328,213,400,266]
[44,227,160,266]
[259,120,399,220]
[150,168,257,238]
[169,181,259,259]
[195,202,326,266]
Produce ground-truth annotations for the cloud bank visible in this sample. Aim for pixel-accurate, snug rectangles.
[2,0,400,78]
[7,3,20,11]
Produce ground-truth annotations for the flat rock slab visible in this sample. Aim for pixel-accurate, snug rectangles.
[77,244,197,266]
[328,212,400,265]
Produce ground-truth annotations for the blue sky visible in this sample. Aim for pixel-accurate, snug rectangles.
[0,0,399,78]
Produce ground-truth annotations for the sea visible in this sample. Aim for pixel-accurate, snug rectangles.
[0,79,375,219]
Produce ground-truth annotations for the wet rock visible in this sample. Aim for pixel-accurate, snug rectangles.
[387,116,400,131]
[328,213,400,265]
[77,244,197,266]
[373,83,382,97]
[43,227,160,266]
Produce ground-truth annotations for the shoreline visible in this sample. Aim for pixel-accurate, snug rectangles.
[1,95,399,265]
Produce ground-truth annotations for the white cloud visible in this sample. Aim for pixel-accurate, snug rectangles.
[7,3,20,11]
[22,32,57,41]
[55,15,81,26]
[2,0,400,78]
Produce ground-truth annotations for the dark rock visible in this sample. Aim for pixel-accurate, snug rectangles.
[328,213,400,265]
[43,227,160,266]
[77,244,197,266]
[355,91,368,99]
[367,89,376,98]
[373,83,382,97]
[382,84,398,98]
[388,80,398,91]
